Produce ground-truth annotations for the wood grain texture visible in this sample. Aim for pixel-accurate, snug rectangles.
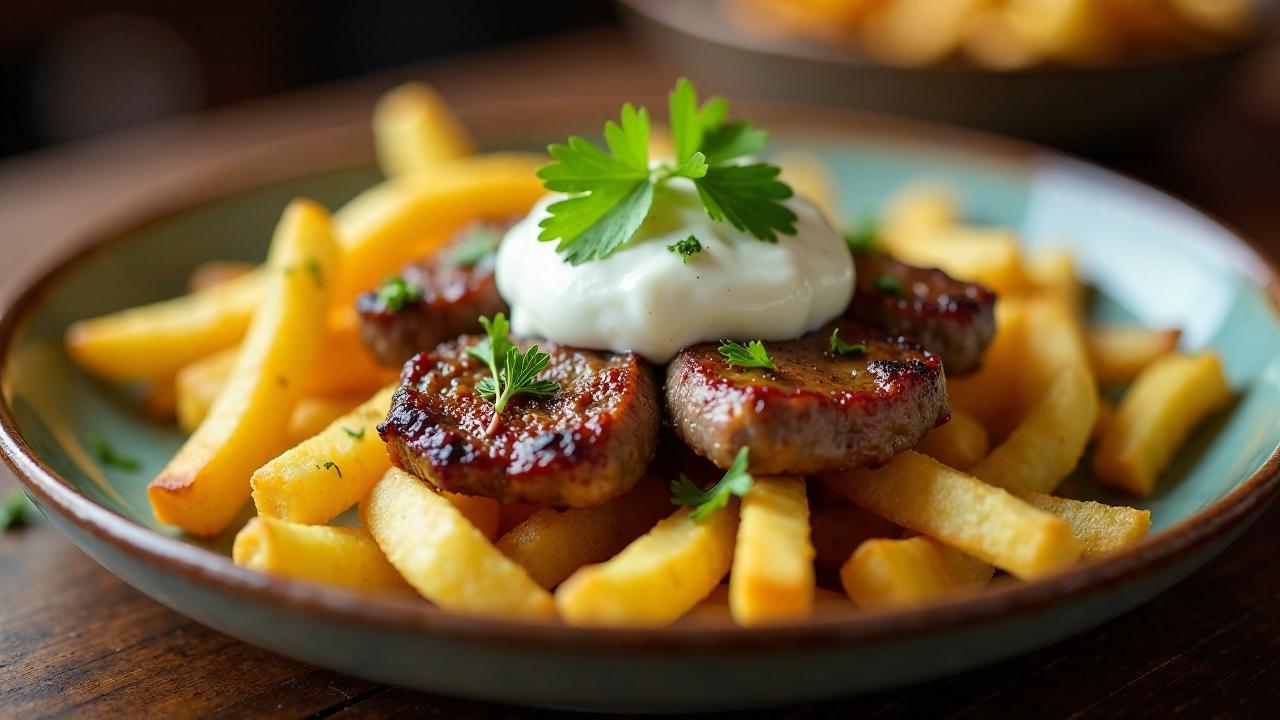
[3,28,1280,720]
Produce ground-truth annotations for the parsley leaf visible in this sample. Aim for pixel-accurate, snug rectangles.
[468,313,559,433]
[377,276,421,312]
[719,339,776,371]
[844,218,878,253]
[89,433,140,471]
[695,164,796,243]
[2,490,30,531]
[667,235,703,263]
[701,120,768,166]
[537,103,654,265]
[447,226,501,267]
[342,427,365,440]
[670,446,753,520]
[317,461,342,478]
[830,328,867,355]
[875,275,906,297]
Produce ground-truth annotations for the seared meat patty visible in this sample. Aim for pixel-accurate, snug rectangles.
[665,320,948,475]
[357,221,511,366]
[380,336,660,507]
[846,251,996,376]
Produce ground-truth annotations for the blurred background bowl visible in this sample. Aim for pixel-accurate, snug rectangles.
[622,0,1273,147]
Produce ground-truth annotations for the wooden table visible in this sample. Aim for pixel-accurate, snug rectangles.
[3,30,1280,718]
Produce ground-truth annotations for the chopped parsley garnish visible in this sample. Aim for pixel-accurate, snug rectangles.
[536,78,796,265]
[447,226,501,267]
[468,313,559,434]
[342,427,365,440]
[718,339,776,371]
[829,328,867,355]
[304,258,324,287]
[875,274,905,297]
[2,490,30,531]
[317,461,342,478]
[844,218,878,253]
[670,446,753,520]
[667,235,703,263]
[88,433,140,471]
[377,276,421,312]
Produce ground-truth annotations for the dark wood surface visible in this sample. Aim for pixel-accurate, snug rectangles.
[3,29,1280,719]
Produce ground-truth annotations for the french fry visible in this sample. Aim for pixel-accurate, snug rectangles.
[175,348,237,433]
[331,153,546,305]
[774,151,839,221]
[1093,352,1232,497]
[285,393,367,445]
[373,82,475,178]
[882,225,1027,295]
[822,451,1081,579]
[67,269,265,381]
[149,200,337,536]
[860,0,988,66]
[1018,295,1093,402]
[251,385,396,525]
[1086,326,1181,385]
[68,154,545,383]
[1093,395,1115,442]
[232,516,412,595]
[1024,248,1084,312]
[809,494,901,577]
[915,408,990,470]
[556,503,738,626]
[969,363,1098,495]
[948,298,1030,438]
[364,468,554,619]
[840,536,994,610]
[496,479,670,590]
[188,260,256,293]
[1011,491,1151,558]
[730,476,815,626]
[1007,0,1118,65]
[444,492,502,542]
[963,9,1044,70]
[881,182,957,246]
[497,503,541,536]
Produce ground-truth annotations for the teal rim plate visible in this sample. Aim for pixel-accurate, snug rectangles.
[2,99,1279,712]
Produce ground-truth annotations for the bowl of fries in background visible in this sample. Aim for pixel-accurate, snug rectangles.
[622,0,1275,145]
[2,85,1279,712]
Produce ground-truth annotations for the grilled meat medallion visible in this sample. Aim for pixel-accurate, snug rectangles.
[379,336,660,508]
[665,320,948,475]
[356,221,511,366]
[846,251,996,376]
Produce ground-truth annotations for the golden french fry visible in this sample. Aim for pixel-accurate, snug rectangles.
[963,9,1044,70]
[175,348,238,433]
[915,408,990,470]
[969,363,1098,494]
[730,476,815,626]
[1086,326,1181,384]
[67,270,265,381]
[68,154,545,383]
[822,451,1081,579]
[1093,352,1232,497]
[1012,491,1150,558]
[840,535,994,610]
[882,182,958,242]
[496,479,670,590]
[886,226,1027,296]
[497,503,541,536]
[860,0,988,67]
[365,468,554,619]
[232,516,412,595]
[285,393,367,445]
[1024,248,1084,312]
[332,153,546,305]
[149,200,337,536]
[948,298,1030,438]
[774,151,839,222]
[251,385,396,525]
[809,493,901,577]
[444,492,502,542]
[1006,0,1118,65]
[373,82,475,178]
[188,260,257,293]
[556,503,738,627]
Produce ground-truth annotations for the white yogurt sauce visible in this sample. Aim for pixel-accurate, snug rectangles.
[494,180,854,363]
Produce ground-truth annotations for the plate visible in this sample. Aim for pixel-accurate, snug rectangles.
[3,100,1279,712]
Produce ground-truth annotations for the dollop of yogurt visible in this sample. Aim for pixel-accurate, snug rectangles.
[495,181,854,363]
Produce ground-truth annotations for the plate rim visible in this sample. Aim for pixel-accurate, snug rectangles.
[3,98,1280,653]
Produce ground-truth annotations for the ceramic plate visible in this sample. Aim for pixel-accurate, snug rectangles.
[3,100,1279,712]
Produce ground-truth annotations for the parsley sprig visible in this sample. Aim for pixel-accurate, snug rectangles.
[447,226,501,267]
[667,235,703,263]
[719,339,776,371]
[2,490,30,531]
[829,328,867,355]
[536,78,796,265]
[670,447,753,520]
[468,313,558,434]
[89,433,140,471]
[377,276,420,312]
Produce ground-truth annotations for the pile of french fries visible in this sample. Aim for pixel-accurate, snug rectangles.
[65,83,1232,627]
[725,0,1259,70]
